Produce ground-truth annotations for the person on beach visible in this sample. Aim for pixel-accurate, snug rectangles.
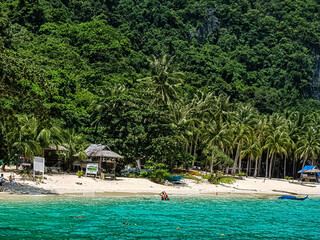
[9,175,21,186]
[160,191,170,201]
[0,174,8,191]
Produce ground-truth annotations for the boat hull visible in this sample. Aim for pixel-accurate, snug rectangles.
[278,195,309,200]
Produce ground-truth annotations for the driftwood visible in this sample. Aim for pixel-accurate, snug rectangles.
[219,183,257,191]
[233,187,257,191]
[289,182,316,187]
[272,190,297,195]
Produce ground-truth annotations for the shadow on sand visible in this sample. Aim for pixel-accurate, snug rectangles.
[1,182,56,195]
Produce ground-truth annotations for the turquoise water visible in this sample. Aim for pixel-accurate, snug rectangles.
[0,196,319,239]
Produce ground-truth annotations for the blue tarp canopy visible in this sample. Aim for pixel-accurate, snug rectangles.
[299,165,320,177]
[301,165,315,173]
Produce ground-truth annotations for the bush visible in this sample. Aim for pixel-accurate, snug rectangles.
[128,173,138,178]
[140,169,172,183]
[210,172,236,184]
[285,176,293,180]
[198,174,211,180]
[139,161,172,183]
[236,173,246,176]
[76,170,84,178]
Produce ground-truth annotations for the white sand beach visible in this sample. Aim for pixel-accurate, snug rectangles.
[0,171,319,198]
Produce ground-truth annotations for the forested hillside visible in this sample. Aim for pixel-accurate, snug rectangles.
[1,0,320,178]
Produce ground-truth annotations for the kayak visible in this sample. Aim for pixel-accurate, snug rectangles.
[278,195,309,200]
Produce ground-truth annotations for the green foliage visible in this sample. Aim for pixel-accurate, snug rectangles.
[236,173,246,177]
[128,173,138,178]
[1,0,320,179]
[76,170,84,178]
[210,172,235,184]
[139,161,172,183]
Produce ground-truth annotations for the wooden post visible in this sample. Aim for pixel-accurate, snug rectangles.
[113,159,116,180]
[99,156,102,177]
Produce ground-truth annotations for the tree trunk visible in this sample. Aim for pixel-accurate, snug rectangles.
[268,153,274,179]
[191,133,199,168]
[292,155,296,178]
[283,155,287,178]
[238,157,242,173]
[257,154,262,177]
[302,155,308,169]
[246,159,249,177]
[265,150,270,178]
[254,157,259,178]
[233,142,240,174]
[210,157,214,174]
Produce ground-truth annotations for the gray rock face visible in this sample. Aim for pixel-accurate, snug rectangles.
[190,6,219,42]
[311,54,320,100]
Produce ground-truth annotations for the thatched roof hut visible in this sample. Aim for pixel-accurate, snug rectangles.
[84,144,123,159]
[82,144,123,179]
[44,145,69,168]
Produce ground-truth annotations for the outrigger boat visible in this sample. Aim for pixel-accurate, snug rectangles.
[278,195,309,200]
[166,175,185,182]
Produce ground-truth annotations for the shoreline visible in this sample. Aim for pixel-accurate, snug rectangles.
[0,171,319,200]
[1,192,320,200]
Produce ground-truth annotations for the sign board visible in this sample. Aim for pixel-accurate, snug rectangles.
[33,156,45,178]
[85,163,98,177]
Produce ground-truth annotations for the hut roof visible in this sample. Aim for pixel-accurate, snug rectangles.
[84,144,123,159]
[298,165,320,173]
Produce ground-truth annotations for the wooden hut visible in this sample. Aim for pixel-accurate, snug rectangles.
[83,144,123,179]
[298,165,320,182]
[44,145,69,172]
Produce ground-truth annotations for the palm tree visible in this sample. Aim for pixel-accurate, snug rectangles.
[241,130,261,177]
[90,84,129,128]
[138,53,184,106]
[296,127,320,168]
[263,130,291,178]
[203,145,233,174]
[60,128,88,171]
[230,104,258,174]
[230,122,249,174]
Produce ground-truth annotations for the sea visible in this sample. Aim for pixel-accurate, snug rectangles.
[0,196,319,239]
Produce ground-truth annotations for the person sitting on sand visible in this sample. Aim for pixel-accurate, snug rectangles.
[0,174,8,191]
[159,191,170,201]
[9,175,21,187]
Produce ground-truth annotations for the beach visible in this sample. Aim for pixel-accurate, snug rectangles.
[0,171,319,198]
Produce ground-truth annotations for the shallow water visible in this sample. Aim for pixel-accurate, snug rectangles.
[0,196,319,239]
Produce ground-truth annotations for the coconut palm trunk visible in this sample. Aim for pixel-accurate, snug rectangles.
[268,153,274,179]
[283,155,287,178]
[233,142,241,174]
[302,155,308,169]
[265,150,270,178]
[254,156,259,177]
[191,133,199,168]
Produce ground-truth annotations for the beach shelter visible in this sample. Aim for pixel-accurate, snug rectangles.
[44,145,69,171]
[298,165,320,182]
[83,144,124,179]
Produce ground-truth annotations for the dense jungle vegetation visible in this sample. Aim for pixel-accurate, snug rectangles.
[1,0,320,178]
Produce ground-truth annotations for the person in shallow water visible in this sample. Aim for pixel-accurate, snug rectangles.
[160,191,170,201]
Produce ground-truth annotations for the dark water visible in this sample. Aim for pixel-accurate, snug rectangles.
[0,197,319,239]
